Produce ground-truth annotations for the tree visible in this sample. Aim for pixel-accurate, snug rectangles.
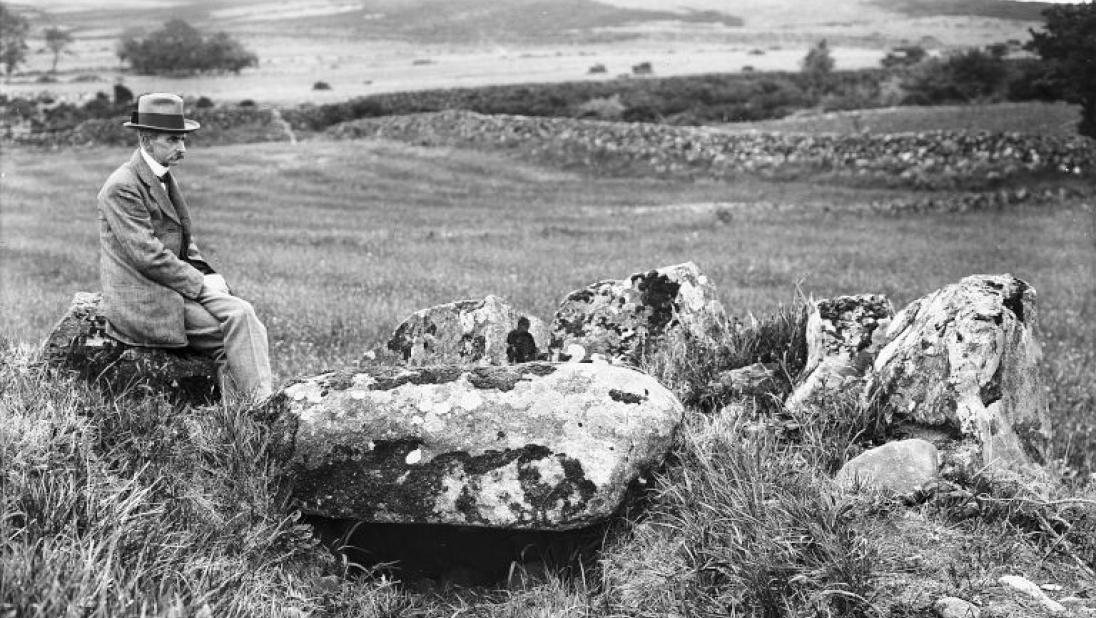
[117,19,257,75]
[802,39,835,77]
[900,48,1008,105]
[0,2,29,76]
[44,26,73,73]
[1027,1,1096,138]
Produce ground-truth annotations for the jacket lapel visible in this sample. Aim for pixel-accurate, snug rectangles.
[130,149,182,225]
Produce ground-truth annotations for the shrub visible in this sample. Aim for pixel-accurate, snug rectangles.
[901,47,1009,105]
[117,19,257,76]
[575,94,625,120]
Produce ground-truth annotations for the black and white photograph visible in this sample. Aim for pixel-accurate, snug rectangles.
[1,0,1094,615]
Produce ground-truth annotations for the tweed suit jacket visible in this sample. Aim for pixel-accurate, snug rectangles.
[97,149,215,347]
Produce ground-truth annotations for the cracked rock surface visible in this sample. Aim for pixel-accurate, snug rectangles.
[550,261,727,364]
[867,274,1051,474]
[265,362,683,530]
[39,292,219,404]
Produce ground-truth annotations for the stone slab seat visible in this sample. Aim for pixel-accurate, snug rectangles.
[39,292,220,404]
[261,362,685,530]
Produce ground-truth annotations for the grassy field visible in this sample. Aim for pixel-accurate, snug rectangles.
[3,138,1092,377]
[2,135,1095,616]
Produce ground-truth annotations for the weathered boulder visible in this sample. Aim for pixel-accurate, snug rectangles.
[867,275,1051,473]
[39,292,219,404]
[385,295,550,366]
[785,294,893,410]
[836,439,939,494]
[550,262,727,364]
[265,362,683,530]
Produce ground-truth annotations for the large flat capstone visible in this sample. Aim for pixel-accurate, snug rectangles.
[39,292,219,404]
[265,362,684,530]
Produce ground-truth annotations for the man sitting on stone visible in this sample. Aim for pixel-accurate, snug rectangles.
[97,92,272,403]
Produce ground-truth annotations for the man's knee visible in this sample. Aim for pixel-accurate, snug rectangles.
[221,298,267,334]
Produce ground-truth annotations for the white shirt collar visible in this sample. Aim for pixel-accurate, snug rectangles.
[140,148,170,180]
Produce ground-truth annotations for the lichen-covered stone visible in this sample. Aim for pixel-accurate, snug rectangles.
[266,362,683,530]
[786,294,893,410]
[867,275,1051,473]
[550,262,727,364]
[385,295,549,366]
[39,292,219,404]
[836,439,939,494]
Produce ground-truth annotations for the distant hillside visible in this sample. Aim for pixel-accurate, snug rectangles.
[21,0,742,43]
[877,0,1053,21]
[233,0,743,43]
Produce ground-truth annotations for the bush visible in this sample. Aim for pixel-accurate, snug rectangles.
[901,48,1009,105]
[117,19,257,76]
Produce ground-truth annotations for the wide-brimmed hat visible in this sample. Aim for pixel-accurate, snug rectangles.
[123,92,200,132]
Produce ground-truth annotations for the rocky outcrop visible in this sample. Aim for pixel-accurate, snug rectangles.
[786,294,893,410]
[836,439,939,494]
[867,275,1051,474]
[39,292,219,404]
[266,362,683,530]
[384,295,549,366]
[550,262,727,364]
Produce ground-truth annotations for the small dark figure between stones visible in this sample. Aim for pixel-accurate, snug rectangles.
[506,316,539,364]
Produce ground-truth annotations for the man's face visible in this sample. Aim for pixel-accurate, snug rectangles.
[145,131,187,167]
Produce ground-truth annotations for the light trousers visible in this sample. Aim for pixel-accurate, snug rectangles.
[184,288,273,403]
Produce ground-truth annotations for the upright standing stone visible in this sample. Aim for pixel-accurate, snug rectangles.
[867,275,1051,473]
[266,362,684,530]
[786,294,893,410]
[39,292,219,404]
[550,262,727,363]
[385,295,549,366]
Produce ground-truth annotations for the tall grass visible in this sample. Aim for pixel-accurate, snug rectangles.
[601,408,878,618]
[0,347,411,617]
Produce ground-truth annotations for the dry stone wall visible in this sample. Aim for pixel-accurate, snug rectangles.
[329,110,1095,191]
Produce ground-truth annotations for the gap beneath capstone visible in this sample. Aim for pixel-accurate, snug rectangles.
[305,515,612,587]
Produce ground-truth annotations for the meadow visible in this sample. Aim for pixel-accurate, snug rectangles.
[2,133,1094,616]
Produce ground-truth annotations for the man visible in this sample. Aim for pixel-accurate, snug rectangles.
[97,92,272,402]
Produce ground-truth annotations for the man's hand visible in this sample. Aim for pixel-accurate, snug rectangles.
[202,273,231,296]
